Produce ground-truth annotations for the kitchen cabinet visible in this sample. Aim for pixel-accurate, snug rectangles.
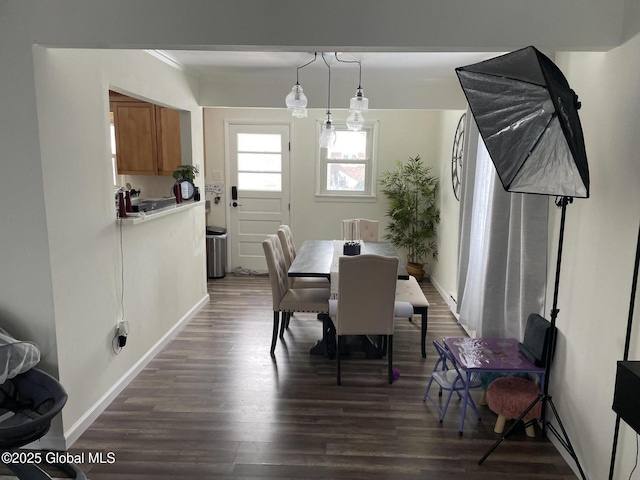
[155,105,182,175]
[110,92,182,176]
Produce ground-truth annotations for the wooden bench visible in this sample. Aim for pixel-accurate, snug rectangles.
[395,276,430,357]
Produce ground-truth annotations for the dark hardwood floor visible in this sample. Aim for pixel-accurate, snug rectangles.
[64,275,575,479]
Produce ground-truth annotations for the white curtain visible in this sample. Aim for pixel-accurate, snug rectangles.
[457,117,548,339]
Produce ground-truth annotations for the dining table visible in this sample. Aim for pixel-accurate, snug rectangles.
[442,337,546,435]
[288,240,409,280]
[288,240,409,357]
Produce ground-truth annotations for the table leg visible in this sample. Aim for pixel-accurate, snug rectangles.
[459,372,471,436]
[309,314,336,358]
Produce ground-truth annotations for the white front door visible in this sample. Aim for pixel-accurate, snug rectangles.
[227,124,290,272]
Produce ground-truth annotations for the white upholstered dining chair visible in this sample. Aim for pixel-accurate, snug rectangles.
[277,225,329,289]
[262,234,331,356]
[329,254,411,385]
[356,218,379,242]
[341,218,379,242]
[277,224,296,265]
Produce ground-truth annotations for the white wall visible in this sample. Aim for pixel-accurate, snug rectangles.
[28,47,208,446]
[199,73,470,110]
[203,108,444,269]
[541,33,640,479]
[430,110,466,305]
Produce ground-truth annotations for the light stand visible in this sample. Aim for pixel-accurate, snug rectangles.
[478,196,587,480]
[608,222,640,479]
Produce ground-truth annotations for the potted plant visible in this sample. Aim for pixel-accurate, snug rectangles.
[379,155,440,281]
[172,164,199,182]
[172,165,200,200]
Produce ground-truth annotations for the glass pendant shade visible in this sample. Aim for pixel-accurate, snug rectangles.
[291,107,307,118]
[285,83,308,110]
[349,87,369,112]
[346,110,365,131]
[319,114,336,148]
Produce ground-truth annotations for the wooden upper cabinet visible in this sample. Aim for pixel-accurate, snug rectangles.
[110,91,182,176]
[111,102,157,175]
[155,106,182,175]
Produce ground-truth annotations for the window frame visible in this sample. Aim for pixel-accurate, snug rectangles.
[315,120,379,202]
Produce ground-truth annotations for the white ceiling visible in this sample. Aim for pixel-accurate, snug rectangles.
[159,50,504,82]
[155,50,510,109]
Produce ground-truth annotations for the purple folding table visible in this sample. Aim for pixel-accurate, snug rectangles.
[442,337,546,435]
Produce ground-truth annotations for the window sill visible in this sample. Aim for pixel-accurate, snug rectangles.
[314,193,377,203]
[117,201,204,225]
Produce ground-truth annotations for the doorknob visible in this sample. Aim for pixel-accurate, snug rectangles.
[231,186,241,207]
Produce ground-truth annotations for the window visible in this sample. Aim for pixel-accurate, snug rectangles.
[236,133,282,191]
[317,121,378,200]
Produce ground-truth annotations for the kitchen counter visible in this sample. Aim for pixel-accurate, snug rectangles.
[117,200,203,225]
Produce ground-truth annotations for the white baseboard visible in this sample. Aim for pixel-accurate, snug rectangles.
[42,294,210,450]
[429,276,459,319]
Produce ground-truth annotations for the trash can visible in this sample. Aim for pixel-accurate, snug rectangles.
[206,226,227,278]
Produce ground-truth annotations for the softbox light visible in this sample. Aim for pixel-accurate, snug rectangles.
[456,46,589,198]
[460,47,590,479]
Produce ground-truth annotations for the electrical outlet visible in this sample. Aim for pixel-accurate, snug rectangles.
[117,320,129,347]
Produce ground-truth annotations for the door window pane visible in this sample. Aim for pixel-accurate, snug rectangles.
[238,153,281,172]
[238,172,282,191]
[326,163,366,191]
[238,133,281,153]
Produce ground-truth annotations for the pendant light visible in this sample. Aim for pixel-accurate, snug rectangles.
[285,53,317,118]
[336,53,369,131]
[319,53,336,148]
[346,110,365,131]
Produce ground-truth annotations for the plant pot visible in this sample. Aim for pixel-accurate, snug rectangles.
[406,262,425,281]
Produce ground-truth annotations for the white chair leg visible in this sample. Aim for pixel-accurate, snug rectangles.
[494,415,506,434]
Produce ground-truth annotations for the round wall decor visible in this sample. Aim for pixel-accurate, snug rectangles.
[451,113,466,201]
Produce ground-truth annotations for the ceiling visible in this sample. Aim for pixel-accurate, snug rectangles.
[159,50,505,82]
[151,49,518,109]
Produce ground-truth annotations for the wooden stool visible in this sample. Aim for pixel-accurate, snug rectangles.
[486,376,542,438]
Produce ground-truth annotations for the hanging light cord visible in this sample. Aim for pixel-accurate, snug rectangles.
[630,433,639,480]
[296,52,317,84]
[322,53,332,114]
[335,52,362,89]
